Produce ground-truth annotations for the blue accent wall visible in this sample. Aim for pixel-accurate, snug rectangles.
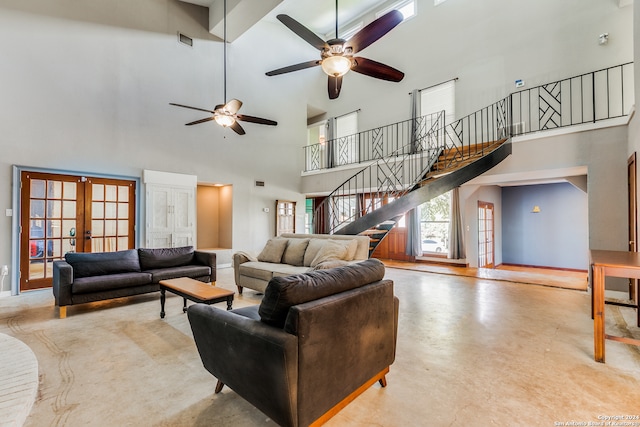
[502,182,588,270]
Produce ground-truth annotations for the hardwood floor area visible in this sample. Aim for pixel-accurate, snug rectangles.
[380,259,588,291]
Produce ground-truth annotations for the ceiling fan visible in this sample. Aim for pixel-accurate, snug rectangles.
[265,0,405,99]
[170,0,277,135]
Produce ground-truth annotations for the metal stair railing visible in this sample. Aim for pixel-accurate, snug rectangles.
[314,95,511,234]
[314,112,445,234]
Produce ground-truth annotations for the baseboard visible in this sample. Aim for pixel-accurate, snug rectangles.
[0,291,12,298]
[218,263,232,269]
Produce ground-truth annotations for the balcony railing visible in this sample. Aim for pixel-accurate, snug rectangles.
[305,62,634,172]
[510,62,633,135]
[304,112,445,172]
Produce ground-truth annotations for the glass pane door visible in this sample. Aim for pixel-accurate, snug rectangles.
[21,172,82,291]
[20,172,136,291]
[88,179,134,252]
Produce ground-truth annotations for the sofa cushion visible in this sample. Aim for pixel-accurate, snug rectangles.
[66,249,141,279]
[310,240,349,268]
[239,261,277,281]
[258,259,385,328]
[146,265,211,283]
[138,246,194,270]
[72,272,152,294]
[257,238,288,263]
[281,238,310,266]
[271,265,311,277]
[311,259,350,270]
[303,239,326,267]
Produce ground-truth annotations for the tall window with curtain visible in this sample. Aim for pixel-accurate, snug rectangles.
[418,191,451,254]
[420,80,455,127]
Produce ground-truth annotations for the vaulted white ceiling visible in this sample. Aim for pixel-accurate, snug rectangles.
[179,0,391,42]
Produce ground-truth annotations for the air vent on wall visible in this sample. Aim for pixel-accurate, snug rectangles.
[178,32,193,47]
[255,180,265,187]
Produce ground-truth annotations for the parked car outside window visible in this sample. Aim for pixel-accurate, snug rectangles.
[421,239,443,253]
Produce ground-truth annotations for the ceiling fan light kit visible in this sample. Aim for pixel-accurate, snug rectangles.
[169,0,277,135]
[266,0,405,99]
[321,55,351,77]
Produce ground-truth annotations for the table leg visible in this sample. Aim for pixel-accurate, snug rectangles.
[160,289,166,319]
[226,296,233,311]
[183,298,188,313]
[593,266,605,362]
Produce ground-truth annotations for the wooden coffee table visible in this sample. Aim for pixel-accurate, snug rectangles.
[158,277,234,319]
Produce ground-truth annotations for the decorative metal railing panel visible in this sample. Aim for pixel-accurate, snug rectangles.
[511,62,633,135]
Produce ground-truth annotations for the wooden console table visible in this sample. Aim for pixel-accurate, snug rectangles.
[590,250,640,362]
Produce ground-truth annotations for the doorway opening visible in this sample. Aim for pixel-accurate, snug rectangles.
[478,201,495,269]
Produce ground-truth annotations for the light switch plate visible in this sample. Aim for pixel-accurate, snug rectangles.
[5,209,12,217]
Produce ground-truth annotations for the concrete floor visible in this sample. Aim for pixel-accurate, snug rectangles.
[1,266,640,426]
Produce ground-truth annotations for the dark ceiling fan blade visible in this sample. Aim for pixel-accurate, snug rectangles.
[277,14,328,50]
[351,57,404,82]
[185,116,215,126]
[169,103,216,114]
[328,75,343,100]
[236,114,277,126]
[346,10,403,54]
[230,121,246,135]
[266,60,321,76]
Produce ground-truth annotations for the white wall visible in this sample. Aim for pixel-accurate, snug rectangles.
[0,0,307,294]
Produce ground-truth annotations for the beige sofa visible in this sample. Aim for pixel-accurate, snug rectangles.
[233,233,370,294]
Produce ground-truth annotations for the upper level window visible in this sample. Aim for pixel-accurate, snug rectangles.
[376,0,416,20]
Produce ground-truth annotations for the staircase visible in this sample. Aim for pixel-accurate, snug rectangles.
[311,62,634,252]
[313,95,513,247]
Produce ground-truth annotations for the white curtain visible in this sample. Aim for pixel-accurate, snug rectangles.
[326,117,336,168]
[405,206,422,257]
[448,187,465,259]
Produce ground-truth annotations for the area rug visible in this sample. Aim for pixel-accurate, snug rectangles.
[0,332,39,426]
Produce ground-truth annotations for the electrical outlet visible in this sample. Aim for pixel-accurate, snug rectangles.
[1,265,8,276]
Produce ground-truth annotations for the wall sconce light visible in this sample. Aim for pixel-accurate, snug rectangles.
[599,33,609,45]
[532,205,541,213]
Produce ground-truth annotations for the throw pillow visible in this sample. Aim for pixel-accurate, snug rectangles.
[257,237,288,263]
[330,239,359,260]
[281,238,310,266]
[310,240,348,268]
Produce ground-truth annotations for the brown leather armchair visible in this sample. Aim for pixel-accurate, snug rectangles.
[188,259,398,427]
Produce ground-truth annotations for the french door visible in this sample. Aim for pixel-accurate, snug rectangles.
[20,172,136,291]
[478,201,495,269]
